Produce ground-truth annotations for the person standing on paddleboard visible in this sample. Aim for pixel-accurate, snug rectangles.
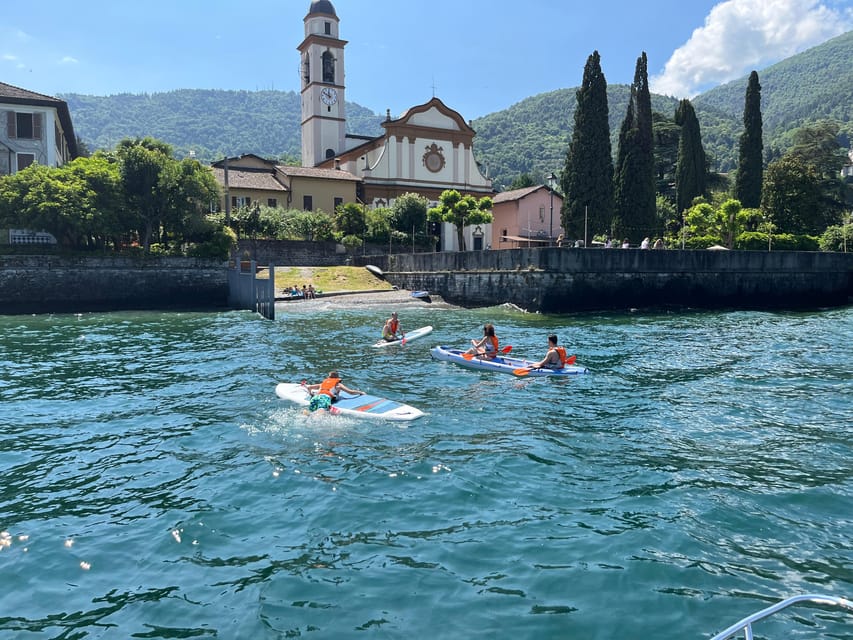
[303,371,364,413]
[382,312,404,342]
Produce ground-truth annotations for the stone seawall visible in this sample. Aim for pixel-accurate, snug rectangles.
[0,255,228,315]
[355,248,853,312]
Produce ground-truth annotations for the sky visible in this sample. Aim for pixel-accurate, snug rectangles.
[2,0,851,120]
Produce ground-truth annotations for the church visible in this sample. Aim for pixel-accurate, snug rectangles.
[298,0,494,251]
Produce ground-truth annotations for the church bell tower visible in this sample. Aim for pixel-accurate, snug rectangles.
[298,0,347,167]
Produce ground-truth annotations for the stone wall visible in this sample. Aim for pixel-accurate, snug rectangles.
[354,248,853,312]
[236,239,424,267]
[0,255,228,315]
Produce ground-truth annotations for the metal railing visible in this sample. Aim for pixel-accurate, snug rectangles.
[710,594,852,640]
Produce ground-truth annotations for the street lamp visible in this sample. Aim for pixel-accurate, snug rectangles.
[546,172,557,245]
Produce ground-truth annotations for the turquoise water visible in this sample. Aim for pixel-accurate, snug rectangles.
[1,301,851,639]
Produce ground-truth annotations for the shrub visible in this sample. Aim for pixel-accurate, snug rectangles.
[819,224,853,252]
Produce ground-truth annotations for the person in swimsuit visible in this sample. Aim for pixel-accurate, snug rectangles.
[466,323,499,359]
[531,334,571,369]
[382,312,404,342]
[304,371,363,413]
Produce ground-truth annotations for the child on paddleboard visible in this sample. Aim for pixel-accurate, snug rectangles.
[382,312,404,342]
[303,371,364,414]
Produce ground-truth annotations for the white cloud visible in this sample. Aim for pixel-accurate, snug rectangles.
[59,56,79,64]
[650,0,853,98]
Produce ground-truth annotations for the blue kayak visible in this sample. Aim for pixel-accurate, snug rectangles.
[430,345,589,377]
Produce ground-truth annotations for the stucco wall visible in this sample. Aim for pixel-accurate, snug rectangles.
[356,248,853,312]
[0,255,228,315]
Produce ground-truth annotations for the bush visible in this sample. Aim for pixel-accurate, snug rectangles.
[736,232,819,251]
[341,234,363,253]
[187,226,237,259]
[819,224,853,252]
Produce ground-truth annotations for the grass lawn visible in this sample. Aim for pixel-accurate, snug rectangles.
[261,266,392,293]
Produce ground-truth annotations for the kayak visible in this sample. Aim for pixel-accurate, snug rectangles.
[372,325,433,348]
[411,290,432,303]
[429,345,589,377]
[365,264,384,279]
[275,383,425,421]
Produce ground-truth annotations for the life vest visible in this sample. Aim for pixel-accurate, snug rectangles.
[484,335,499,356]
[555,346,569,365]
[383,318,399,339]
[389,319,399,334]
[318,377,341,398]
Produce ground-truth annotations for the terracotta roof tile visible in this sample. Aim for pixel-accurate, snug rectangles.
[277,165,360,181]
[492,185,545,203]
[210,167,287,191]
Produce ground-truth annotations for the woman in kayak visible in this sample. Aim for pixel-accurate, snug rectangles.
[532,334,570,369]
[304,371,364,413]
[382,312,404,342]
[466,323,499,359]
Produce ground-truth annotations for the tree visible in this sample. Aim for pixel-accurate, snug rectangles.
[613,52,656,241]
[427,189,493,251]
[562,50,613,240]
[761,155,828,234]
[116,138,174,251]
[735,71,763,208]
[509,173,536,190]
[674,99,708,215]
[653,112,681,203]
[334,202,366,238]
[392,192,429,235]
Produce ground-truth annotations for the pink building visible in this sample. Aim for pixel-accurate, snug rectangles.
[491,185,564,249]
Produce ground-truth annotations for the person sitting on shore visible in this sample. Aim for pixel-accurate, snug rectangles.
[382,312,404,342]
[531,334,572,369]
[303,371,363,414]
[466,323,499,359]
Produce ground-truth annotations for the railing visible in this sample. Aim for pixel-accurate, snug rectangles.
[227,259,275,320]
[709,594,852,640]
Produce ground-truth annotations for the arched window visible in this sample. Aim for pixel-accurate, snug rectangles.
[325,148,336,159]
[302,54,310,85]
[322,51,335,83]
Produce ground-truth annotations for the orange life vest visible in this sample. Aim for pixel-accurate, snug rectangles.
[555,346,569,365]
[485,335,499,356]
[389,319,399,334]
[318,377,341,398]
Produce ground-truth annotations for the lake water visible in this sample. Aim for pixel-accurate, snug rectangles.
[1,299,851,639]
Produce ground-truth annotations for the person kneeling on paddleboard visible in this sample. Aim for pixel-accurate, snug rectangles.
[532,334,572,369]
[304,371,364,413]
[382,312,404,342]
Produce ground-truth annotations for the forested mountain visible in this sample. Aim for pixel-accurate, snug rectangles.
[64,89,384,163]
[61,30,852,191]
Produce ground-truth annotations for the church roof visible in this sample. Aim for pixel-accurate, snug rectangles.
[307,0,336,17]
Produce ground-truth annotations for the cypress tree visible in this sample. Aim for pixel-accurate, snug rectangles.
[674,98,707,214]
[613,52,657,241]
[562,50,613,241]
[735,71,763,208]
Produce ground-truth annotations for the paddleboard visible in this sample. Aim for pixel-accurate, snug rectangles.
[372,325,433,348]
[275,383,425,421]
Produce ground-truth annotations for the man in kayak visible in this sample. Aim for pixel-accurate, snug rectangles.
[466,323,499,359]
[303,371,364,413]
[531,334,570,369]
[382,312,404,342]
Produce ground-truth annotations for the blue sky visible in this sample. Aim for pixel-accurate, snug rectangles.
[2,0,851,120]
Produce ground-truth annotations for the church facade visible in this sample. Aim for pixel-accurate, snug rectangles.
[298,0,493,251]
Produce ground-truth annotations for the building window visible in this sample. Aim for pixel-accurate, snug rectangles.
[231,196,251,208]
[333,197,343,211]
[303,195,313,211]
[16,153,35,171]
[324,21,331,35]
[322,50,335,83]
[267,198,277,207]
[539,206,545,222]
[8,112,42,139]
[501,228,508,242]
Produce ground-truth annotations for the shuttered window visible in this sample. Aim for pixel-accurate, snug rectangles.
[8,112,43,139]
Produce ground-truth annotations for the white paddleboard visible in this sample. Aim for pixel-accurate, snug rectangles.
[275,383,425,421]
[372,325,433,348]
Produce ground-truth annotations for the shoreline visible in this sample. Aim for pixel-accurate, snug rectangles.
[276,288,450,310]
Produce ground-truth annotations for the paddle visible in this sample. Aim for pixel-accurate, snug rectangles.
[513,355,576,376]
[462,345,512,360]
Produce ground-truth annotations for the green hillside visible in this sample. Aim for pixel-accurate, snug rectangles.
[61,30,852,190]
